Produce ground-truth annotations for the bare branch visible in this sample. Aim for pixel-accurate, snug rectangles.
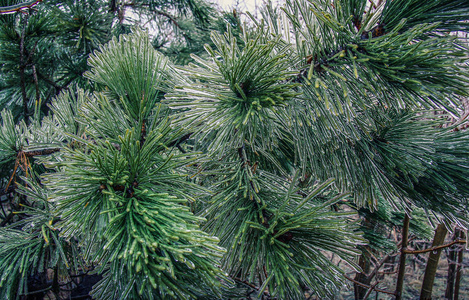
[123,2,182,29]
[403,240,466,255]
[367,253,391,281]
[363,280,381,299]
[344,275,396,295]
[0,0,43,14]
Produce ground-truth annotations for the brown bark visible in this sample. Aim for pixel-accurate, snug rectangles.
[354,253,371,300]
[402,240,465,254]
[32,64,40,104]
[445,229,460,299]
[454,231,465,300]
[23,148,61,157]
[395,213,410,300]
[420,223,448,299]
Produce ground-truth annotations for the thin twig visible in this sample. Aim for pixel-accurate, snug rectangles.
[123,2,182,29]
[19,285,51,296]
[367,253,390,281]
[233,277,270,296]
[363,280,380,299]
[344,275,395,295]
[32,64,40,104]
[403,240,466,255]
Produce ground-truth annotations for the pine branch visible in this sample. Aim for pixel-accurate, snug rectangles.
[31,65,40,104]
[139,121,146,147]
[22,148,61,157]
[298,22,386,81]
[109,0,117,13]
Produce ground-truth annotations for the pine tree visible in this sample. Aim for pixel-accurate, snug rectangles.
[0,0,222,120]
[1,0,469,299]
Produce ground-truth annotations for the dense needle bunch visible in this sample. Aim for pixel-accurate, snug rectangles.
[168,27,299,153]
[1,30,226,299]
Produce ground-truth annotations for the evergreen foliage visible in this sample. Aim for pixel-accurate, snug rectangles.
[1,0,469,299]
[0,0,227,118]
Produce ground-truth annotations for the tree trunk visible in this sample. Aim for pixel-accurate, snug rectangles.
[395,213,410,300]
[354,253,371,300]
[453,230,465,300]
[420,223,448,299]
[445,228,460,299]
